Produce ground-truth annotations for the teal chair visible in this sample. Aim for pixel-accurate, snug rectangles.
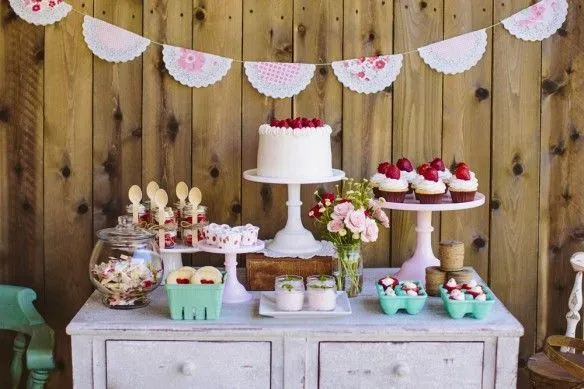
[0,286,55,389]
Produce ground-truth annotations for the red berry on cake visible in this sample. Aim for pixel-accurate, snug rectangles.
[443,278,460,293]
[312,118,323,127]
[377,162,391,175]
[292,118,303,129]
[286,118,294,126]
[396,157,414,172]
[455,166,471,180]
[307,121,316,128]
[270,119,279,126]
[301,117,310,126]
[422,167,439,182]
[385,164,401,180]
[417,163,431,175]
[430,157,446,172]
[456,161,469,170]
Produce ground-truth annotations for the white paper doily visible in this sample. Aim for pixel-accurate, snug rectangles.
[260,240,336,259]
[331,54,403,94]
[502,0,568,42]
[418,29,487,75]
[162,45,233,88]
[9,0,72,26]
[244,62,316,98]
[82,16,150,63]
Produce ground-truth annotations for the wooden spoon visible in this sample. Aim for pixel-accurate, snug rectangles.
[154,189,168,248]
[146,181,159,206]
[176,181,189,208]
[128,185,142,224]
[188,187,202,210]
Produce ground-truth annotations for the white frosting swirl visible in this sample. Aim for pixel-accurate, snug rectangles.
[410,174,425,189]
[385,287,396,296]
[438,169,452,183]
[415,178,446,194]
[446,278,458,288]
[379,177,408,192]
[369,173,387,187]
[400,170,418,184]
[449,176,478,191]
[259,124,332,136]
[474,294,487,301]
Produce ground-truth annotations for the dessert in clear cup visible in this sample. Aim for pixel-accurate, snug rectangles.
[448,162,478,203]
[89,216,163,309]
[307,275,337,311]
[275,275,305,311]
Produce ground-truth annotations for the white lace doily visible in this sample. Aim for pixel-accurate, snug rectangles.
[162,45,232,88]
[502,0,568,41]
[82,16,150,63]
[331,54,403,94]
[260,240,336,259]
[244,62,316,99]
[418,29,487,75]
[9,0,72,26]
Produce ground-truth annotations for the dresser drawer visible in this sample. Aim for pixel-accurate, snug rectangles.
[106,340,271,389]
[319,342,483,389]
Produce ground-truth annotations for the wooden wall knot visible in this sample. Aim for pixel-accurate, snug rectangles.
[13,162,23,177]
[167,115,179,141]
[209,167,219,178]
[550,244,561,255]
[512,163,524,176]
[113,107,123,121]
[260,184,272,202]
[131,127,142,138]
[77,202,89,215]
[0,106,10,122]
[570,127,580,142]
[472,237,486,249]
[490,199,501,210]
[475,87,489,101]
[562,189,571,202]
[368,32,375,41]
[557,27,567,37]
[319,67,327,76]
[61,166,71,178]
[21,199,31,212]
[419,1,428,9]
[297,23,306,36]
[231,203,242,214]
[550,140,566,156]
[34,47,44,63]
[194,8,206,21]
[103,155,115,175]
[541,77,567,95]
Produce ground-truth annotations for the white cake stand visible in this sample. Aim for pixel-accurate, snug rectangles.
[378,192,485,284]
[243,169,345,256]
[197,241,265,303]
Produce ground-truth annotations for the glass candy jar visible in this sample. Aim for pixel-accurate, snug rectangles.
[89,216,164,309]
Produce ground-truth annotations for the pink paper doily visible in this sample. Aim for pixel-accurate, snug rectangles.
[418,29,487,75]
[331,54,403,94]
[244,62,316,98]
[9,0,71,26]
[162,45,232,88]
[82,16,150,63]
[502,0,568,41]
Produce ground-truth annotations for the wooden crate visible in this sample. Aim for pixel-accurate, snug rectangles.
[245,253,333,291]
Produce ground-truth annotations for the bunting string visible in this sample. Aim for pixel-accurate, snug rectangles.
[9,0,569,97]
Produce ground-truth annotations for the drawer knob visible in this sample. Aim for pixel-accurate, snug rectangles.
[394,363,410,377]
[181,362,196,376]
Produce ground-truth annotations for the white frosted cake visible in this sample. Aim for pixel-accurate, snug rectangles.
[256,117,333,180]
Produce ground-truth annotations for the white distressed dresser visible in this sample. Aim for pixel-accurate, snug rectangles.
[67,268,523,389]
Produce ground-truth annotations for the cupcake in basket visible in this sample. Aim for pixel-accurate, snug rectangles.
[396,157,416,193]
[448,162,478,203]
[370,162,392,198]
[377,164,409,203]
[414,166,446,204]
[429,157,452,185]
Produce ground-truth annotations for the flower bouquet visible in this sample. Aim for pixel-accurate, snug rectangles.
[309,178,390,297]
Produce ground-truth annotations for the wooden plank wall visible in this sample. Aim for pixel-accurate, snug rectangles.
[0,0,583,388]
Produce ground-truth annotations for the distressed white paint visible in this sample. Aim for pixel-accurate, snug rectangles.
[67,268,524,389]
[319,342,483,388]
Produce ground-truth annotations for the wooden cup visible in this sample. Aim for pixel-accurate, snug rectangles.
[439,240,465,271]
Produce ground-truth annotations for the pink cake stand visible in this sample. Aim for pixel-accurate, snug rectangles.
[197,240,265,304]
[378,192,485,284]
[243,169,345,256]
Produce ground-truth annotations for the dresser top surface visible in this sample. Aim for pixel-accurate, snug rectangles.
[67,268,523,337]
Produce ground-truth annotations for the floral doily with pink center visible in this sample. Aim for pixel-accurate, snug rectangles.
[9,0,71,26]
[502,0,568,41]
[331,54,403,94]
[162,45,233,88]
[82,16,150,63]
[260,240,336,259]
[418,29,487,74]
[244,62,316,98]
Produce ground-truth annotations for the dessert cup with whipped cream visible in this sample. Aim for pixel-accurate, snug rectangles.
[307,275,337,311]
[275,275,305,311]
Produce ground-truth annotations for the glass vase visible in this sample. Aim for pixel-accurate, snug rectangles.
[333,243,363,297]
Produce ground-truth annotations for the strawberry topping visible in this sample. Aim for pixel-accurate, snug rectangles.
[177,278,190,284]
[396,157,414,172]
[377,162,391,175]
[200,279,215,284]
[455,166,471,180]
[422,167,439,182]
[385,164,401,180]
[430,157,446,172]
[270,117,325,129]
[417,163,431,175]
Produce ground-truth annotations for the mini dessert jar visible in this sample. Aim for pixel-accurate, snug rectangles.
[307,275,337,311]
[89,216,163,309]
[275,275,304,311]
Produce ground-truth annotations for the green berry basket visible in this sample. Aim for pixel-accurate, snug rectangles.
[165,282,224,320]
[376,282,428,315]
[439,285,495,319]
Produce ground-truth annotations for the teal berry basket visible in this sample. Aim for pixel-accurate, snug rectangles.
[376,282,428,315]
[165,283,224,320]
[439,285,495,320]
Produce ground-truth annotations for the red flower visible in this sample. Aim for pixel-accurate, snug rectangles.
[374,60,386,69]
[321,192,335,206]
[308,205,323,219]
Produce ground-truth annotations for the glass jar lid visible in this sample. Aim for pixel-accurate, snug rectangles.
[97,215,155,243]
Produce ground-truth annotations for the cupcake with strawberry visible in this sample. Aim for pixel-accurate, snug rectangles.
[429,157,452,184]
[448,162,478,203]
[396,157,417,192]
[414,165,446,204]
[378,163,409,203]
[370,162,391,197]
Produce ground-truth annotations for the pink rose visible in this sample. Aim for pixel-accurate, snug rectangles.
[344,209,367,233]
[361,218,379,243]
[368,199,390,229]
[327,219,344,233]
[333,201,354,220]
